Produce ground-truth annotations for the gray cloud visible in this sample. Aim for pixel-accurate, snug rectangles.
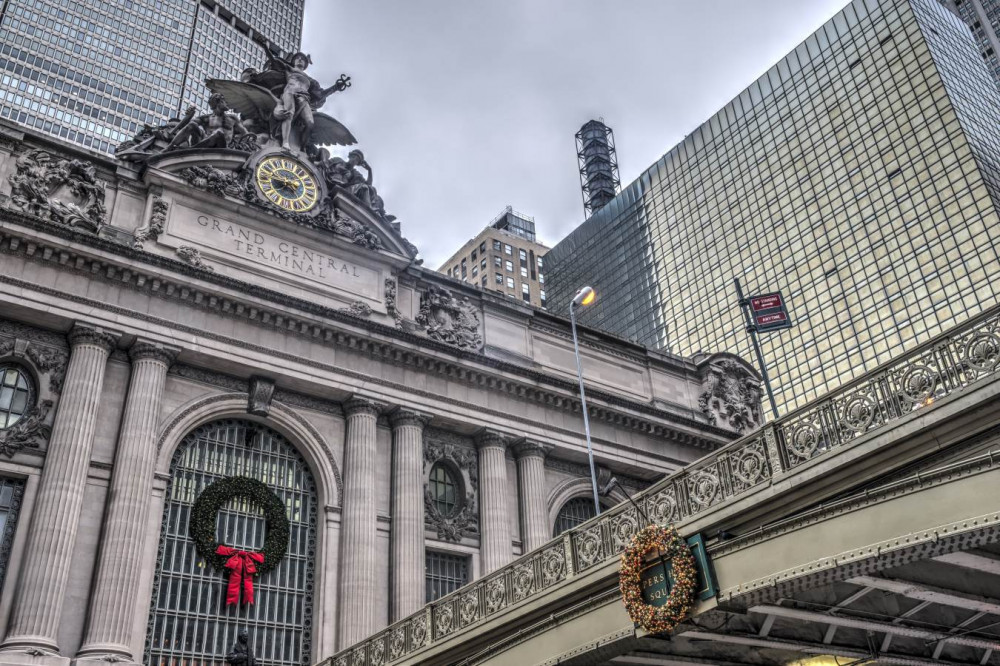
[303,1,847,267]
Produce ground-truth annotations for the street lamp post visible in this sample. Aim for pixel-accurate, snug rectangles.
[569,286,601,516]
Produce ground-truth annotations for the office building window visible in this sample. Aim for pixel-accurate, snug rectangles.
[493,240,501,251]
[506,277,514,289]
[540,290,547,307]
[521,284,530,302]
[471,267,478,277]
[480,242,486,253]
[520,267,528,278]
[505,260,513,272]
[539,273,545,284]
[519,249,527,261]
[504,244,512,255]
[537,257,543,269]
[494,256,502,267]
[481,275,487,287]
[480,259,486,270]
[495,272,503,284]
[471,250,477,261]
[426,551,469,603]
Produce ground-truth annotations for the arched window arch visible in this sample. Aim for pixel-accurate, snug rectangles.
[554,497,601,536]
[145,419,317,666]
[428,462,462,517]
[0,363,34,429]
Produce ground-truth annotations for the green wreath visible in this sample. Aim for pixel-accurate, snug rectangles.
[190,475,289,574]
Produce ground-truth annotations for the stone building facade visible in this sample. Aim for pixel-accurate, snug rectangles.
[0,66,758,666]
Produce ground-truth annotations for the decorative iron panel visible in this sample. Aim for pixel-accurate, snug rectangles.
[145,420,317,666]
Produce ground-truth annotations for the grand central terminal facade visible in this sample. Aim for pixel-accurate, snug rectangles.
[0,56,761,666]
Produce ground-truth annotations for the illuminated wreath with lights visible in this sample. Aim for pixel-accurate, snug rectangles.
[190,475,289,574]
[619,524,697,634]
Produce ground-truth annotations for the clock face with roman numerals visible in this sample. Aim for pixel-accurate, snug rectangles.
[254,156,320,213]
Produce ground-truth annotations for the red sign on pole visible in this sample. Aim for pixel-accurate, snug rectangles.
[748,291,792,333]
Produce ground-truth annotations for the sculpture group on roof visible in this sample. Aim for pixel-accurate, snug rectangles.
[115,41,398,228]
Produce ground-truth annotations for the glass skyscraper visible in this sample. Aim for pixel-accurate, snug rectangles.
[938,0,1000,89]
[546,0,1000,414]
[0,0,303,155]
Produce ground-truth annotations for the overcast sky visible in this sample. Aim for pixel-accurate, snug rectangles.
[302,1,847,268]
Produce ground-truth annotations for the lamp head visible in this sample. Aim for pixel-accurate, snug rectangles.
[572,286,596,308]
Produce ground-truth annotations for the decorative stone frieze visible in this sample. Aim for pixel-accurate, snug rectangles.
[23,343,69,393]
[247,376,276,417]
[132,197,168,249]
[415,284,483,351]
[340,301,373,319]
[698,359,763,434]
[6,149,106,232]
[175,245,214,271]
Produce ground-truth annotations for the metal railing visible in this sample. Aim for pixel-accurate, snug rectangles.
[328,304,1000,666]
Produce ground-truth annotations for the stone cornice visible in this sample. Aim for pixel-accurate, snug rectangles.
[67,323,119,354]
[0,211,733,446]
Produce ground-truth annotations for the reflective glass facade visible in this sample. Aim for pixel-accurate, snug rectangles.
[546,0,1000,414]
[0,0,302,155]
[939,0,1000,89]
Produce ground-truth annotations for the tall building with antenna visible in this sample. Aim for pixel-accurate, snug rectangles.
[575,119,621,216]
[0,0,303,155]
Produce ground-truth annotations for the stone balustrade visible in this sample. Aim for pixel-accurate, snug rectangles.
[326,299,1000,666]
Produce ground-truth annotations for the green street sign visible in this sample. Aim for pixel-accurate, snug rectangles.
[639,533,718,606]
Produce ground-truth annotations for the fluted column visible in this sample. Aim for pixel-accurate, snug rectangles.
[2,324,119,653]
[513,440,552,553]
[475,430,511,574]
[389,409,430,622]
[337,396,385,649]
[77,340,179,660]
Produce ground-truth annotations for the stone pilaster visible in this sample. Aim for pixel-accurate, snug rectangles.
[337,396,385,649]
[77,340,179,661]
[475,429,512,574]
[389,409,430,622]
[512,439,552,553]
[1,324,119,653]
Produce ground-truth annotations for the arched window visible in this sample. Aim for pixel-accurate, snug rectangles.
[428,462,460,517]
[0,364,33,429]
[145,420,317,666]
[554,497,597,536]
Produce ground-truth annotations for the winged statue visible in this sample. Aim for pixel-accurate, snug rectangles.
[206,71,356,156]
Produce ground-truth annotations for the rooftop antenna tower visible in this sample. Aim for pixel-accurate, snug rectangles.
[575,118,621,217]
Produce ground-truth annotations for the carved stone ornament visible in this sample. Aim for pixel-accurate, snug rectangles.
[175,245,214,272]
[6,149,106,232]
[332,209,382,251]
[179,165,247,198]
[423,431,479,541]
[340,301,372,319]
[385,278,403,327]
[698,359,763,434]
[248,376,276,417]
[415,285,483,351]
[133,197,168,249]
[0,400,52,457]
[24,343,69,394]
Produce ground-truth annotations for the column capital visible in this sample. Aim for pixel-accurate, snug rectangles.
[512,438,552,460]
[344,395,387,418]
[389,408,431,428]
[475,428,511,451]
[129,339,181,366]
[67,323,120,353]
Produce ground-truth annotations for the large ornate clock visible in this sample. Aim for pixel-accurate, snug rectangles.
[254,155,321,213]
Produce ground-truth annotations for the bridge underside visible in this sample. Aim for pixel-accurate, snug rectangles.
[471,441,1000,666]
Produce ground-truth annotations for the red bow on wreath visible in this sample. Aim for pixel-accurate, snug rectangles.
[216,546,265,605]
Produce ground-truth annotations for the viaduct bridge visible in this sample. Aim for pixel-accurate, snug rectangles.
[329,303,1000,666]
